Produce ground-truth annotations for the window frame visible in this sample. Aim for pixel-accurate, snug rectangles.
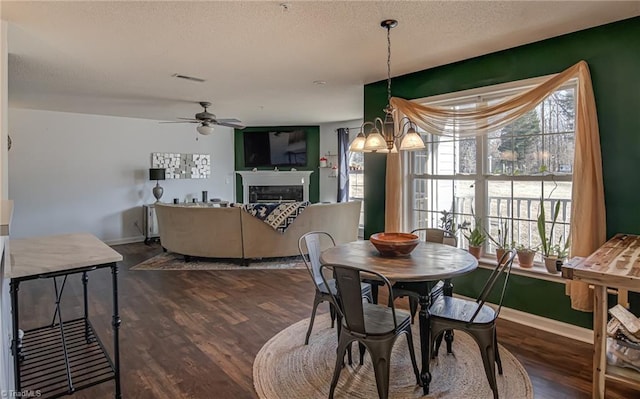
[404,75,577,269]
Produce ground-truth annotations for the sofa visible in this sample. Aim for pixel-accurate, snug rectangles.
[154,201,361,262]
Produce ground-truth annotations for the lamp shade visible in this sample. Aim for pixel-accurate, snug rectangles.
[399,129,426,150]
[149,168,166,181]
[197,124,215,135]
[363,129,387,152]
[349,132,366,152]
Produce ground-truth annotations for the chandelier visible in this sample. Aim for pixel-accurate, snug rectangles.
[349,19,425,153]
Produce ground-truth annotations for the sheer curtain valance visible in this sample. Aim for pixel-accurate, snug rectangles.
[384,60,605,311]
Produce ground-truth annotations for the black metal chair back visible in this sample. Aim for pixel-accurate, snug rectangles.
[410,227,457,247]
[470,249,516,323]
[298,231,336,289]
[320,264,398,336]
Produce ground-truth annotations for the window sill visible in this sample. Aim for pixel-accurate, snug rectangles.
[476,256,565,284]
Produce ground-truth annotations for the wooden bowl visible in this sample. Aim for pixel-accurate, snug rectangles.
[370,232,420,257]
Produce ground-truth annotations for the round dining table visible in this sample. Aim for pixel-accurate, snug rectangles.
[320,239,478,395]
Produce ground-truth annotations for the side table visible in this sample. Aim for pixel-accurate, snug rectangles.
[563,233,640,398]
[9,233,123,399]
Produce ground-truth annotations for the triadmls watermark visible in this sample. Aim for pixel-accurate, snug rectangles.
[2,390,42,398]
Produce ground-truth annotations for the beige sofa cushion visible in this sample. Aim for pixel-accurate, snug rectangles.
[155,204,244,258]
[241,201,361,259]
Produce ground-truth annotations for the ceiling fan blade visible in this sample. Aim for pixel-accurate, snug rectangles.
[214,119,245,129]
[177,117,201,121]
[159,121,199,124]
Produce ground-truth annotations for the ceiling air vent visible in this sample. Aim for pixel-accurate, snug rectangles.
[172,73,206,83]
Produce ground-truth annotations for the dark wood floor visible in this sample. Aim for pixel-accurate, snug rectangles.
[15,242,638,398]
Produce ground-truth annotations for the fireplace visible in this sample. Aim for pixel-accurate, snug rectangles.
[236,171,313,203]
[249,185,303,203]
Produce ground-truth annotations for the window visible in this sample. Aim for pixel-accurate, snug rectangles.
[349,151,365,236]
[408,77,576,264]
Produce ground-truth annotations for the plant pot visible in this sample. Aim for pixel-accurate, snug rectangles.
[543,256,560,274]
[495,248,507,264]
[517,250,535,268]
[468,245,482,259]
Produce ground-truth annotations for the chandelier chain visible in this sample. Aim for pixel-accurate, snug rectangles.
[386,25,392,105]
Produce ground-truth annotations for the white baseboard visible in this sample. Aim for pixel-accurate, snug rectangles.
[455,294,593,344]
[104,235,145,246]
[498,305,593,344]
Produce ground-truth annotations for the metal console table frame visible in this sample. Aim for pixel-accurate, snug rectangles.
[9,233,123,399]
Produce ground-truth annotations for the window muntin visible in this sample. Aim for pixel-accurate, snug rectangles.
[408,79,576,264]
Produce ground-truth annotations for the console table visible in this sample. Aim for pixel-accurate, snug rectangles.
[563,233,640,399]
[9,233,123,398]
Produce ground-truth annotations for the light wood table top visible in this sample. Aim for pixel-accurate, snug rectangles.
[0,200,13,236]
[9,233,122,280]
[562,233,640,290]
[320,240,478,282]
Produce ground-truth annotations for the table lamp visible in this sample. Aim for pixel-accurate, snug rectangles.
[149,168,166,202]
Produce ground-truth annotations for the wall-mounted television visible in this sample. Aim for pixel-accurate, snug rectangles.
[243,130,307,167]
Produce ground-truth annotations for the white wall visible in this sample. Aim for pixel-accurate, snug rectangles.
[8,108,235,243]
[318,119,362,203]
[0,19,14,396]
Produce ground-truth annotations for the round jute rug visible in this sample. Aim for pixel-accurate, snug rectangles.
[254,313,533,399]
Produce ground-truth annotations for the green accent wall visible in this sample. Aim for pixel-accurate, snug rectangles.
[363,17,640,327]
[234,126,320,203]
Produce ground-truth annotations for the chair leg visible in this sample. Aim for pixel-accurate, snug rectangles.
[329,335,351,399]
[433,331,444,357]
[476,332,499,399]
[335,314,352,366]
[359,342,366,366]
[329,304,336,329]
[370,282,379,304]
[494,331,503,375]
[304,295,321,345]
[432,331,454,356]
[444,329,455,354]
[409,297,418,324]
[346,342,353,366]
[442,279,455,354]
[404,330,421,385]
[369,342,393,399]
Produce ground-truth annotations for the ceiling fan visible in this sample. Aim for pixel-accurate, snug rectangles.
[162,101,245,135]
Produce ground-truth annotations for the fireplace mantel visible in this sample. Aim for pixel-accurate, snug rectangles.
[236,171,314,203]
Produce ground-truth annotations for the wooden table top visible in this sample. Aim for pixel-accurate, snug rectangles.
[9,233,123,280]
[320,240,478,282]
[562,234,640,290]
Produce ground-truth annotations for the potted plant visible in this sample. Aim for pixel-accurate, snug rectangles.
[515,244,537,268]
[462,218,486,259]
[537,200,569,274]
[439,208,470,244]
[485,218,510,263]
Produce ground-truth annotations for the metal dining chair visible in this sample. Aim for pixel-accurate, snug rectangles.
[298,231,373,345]
[426,249,517,399]
[320,263,420,399]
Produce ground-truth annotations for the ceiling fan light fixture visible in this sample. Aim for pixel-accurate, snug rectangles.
[196,123,214,135]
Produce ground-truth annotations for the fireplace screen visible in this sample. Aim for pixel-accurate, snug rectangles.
[249,186,303,203]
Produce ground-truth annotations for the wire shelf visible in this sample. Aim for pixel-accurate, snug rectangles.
[20,318,115,399]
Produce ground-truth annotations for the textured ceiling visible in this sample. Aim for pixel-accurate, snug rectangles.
[2,1,639,126]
